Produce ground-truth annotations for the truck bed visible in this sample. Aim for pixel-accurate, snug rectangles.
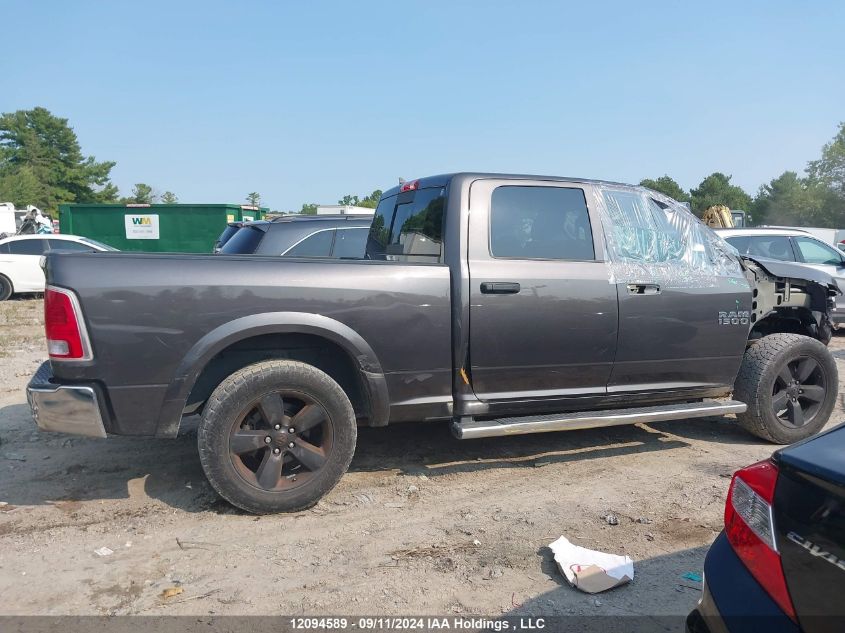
[45,251,453,435]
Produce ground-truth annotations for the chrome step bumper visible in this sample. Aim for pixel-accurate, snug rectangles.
[26,361,107,438]
[452,399,747,440]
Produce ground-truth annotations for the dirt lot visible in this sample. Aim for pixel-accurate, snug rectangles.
[1,296,843,618]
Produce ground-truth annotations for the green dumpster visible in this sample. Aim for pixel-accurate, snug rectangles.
[58,203,267,253]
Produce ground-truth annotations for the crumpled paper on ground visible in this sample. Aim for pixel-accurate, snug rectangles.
[549,536,634,594]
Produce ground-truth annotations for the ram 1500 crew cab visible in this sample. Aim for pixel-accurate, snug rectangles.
[28,173,840,513]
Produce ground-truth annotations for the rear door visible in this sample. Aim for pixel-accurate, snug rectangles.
[467,179,618,406]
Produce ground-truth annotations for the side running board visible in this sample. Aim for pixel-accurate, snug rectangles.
[451,399,747,440]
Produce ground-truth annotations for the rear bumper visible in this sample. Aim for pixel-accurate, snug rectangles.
[686,580,729,633]
[687,532,798,633]
[26,361,107,438]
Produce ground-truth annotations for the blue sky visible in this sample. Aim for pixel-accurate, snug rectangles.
[3,0,844,210]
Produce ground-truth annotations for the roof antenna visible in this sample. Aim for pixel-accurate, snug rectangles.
[398,177,406,185]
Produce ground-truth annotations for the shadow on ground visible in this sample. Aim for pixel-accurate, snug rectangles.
[0,398,762,514]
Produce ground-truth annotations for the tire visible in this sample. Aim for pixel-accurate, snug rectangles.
[0,275,12,301]
[198,360,357,514]
[734,333,838,444]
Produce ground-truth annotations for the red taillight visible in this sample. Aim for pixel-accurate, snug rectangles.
[724,459,795,621]
[44,286,90,360]
[400,179,419,192]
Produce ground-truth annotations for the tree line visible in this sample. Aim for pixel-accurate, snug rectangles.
[0,107,185,212]
[1,106,843,227]
[640,123,845,227]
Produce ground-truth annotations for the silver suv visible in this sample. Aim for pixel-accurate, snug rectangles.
[718,227,845,326]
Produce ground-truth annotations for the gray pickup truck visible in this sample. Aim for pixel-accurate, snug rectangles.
[28,173,841,513]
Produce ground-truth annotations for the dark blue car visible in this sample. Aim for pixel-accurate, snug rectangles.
[688,423,845,633]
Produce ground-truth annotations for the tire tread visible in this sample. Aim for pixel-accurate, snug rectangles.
[734,333,837,443]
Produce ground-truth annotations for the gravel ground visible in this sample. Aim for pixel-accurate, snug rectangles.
[1,296,843,617]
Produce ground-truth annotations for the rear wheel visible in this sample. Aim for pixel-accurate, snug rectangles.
[734,333,837,444]
[0,275,12,301]
[198,360,357,514]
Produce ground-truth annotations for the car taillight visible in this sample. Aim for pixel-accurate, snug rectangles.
[44,286,91,360]
[724,459,795,621]
[400,179,419,192]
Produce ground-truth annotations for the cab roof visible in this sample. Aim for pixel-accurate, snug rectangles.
[381,172,639,198]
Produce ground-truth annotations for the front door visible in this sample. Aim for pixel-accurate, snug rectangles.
[600,187,752,394]
[467,179,618,407]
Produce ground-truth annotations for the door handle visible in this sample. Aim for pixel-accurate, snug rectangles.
[627,283,661,295]
[481,282,521,294]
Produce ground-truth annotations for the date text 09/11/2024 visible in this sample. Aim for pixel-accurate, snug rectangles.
[288,617,547,631]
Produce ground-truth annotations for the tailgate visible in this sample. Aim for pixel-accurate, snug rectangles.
[773,424,845,631]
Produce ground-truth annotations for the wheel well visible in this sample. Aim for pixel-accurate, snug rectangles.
[186,333,370,423]
[750,307,819,340]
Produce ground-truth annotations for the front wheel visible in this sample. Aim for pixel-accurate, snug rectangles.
[198,360,357,514]
[0,275,12,301]
[734,333,838,444]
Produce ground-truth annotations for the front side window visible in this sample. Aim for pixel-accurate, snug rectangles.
[367,188,445,262]
[601,189,688,262]
[285,230,334,257]
[744,236,796,261]
[490,186,594,260]
[794,237,842,265]
[7,239,48,255]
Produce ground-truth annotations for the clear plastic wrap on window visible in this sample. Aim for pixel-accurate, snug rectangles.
[593,184,744,287]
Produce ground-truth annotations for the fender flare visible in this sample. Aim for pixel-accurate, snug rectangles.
[154,312,390,437]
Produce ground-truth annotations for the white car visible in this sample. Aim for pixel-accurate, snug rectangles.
[0,234,116,301]
[717,227,845,326]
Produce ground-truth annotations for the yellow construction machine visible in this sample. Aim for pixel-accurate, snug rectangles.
[701,205,747,228]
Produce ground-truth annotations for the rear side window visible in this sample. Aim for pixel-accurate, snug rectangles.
[285,230,334,257]
[490,186,594,260]
[0,243,8,254]
[723,236,750,254]
[220,225,266,254]
[7,239,48,255]
[48,239,96,252]
[367,188,445,262]
[332,228,368,258]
